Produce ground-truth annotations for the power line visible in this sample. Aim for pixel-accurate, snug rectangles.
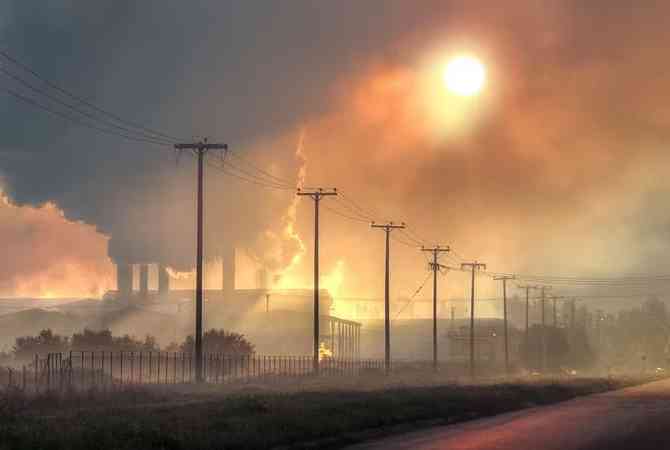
[393,271,433,321]
[0,48,183,142]
[403,226,430,245]
[333,197,375,221]
[225,150,298,187]
[390,233,420,248]
[0,67,175,145]
[321,202,372,223]
[1,86,172,147]
[205,160,295,190]
[338,191,378,221]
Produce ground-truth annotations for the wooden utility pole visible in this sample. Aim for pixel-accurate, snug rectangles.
[297,188,337,375]
[493,275,515,375]
[461,261,487,379]
[540,286,552,372]
[552,296,557,328]
[371,221,406,374]
[174,139,227,383]
[517,285,539,367]
[421,245,450,371]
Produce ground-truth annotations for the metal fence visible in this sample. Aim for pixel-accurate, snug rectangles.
[2,352,386,392]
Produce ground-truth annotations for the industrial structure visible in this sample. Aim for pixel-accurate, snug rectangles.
[105,242,361,360]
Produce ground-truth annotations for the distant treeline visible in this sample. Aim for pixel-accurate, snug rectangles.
[2,328,254,363]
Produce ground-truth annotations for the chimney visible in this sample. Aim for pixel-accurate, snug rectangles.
[139,264,149,299]
[158,263,170,295]
[116,262,133,297]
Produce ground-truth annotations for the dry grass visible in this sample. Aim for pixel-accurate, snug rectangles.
[0,373,661,450]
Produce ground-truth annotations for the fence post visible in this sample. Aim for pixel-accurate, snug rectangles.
[181,352,185,384]
[33,354,38,393]
[109,351,114,388]
[99,351,104,389]
[46,353,51,391]
[58,353,63,392]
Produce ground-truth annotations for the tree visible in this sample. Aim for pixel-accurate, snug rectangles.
[71,329,114,351]
[13,329,69,361]
[70,328,159,352]
[179,329,254,355]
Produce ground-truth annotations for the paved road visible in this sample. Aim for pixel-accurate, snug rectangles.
[347,378,670,450]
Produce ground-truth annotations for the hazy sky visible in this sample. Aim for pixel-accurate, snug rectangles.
[2,1,670,304]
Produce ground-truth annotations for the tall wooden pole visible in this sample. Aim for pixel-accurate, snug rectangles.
[297,188,337,374]
[175,140,227,383]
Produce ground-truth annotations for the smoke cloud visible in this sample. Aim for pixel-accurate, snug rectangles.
[2,1,670,305]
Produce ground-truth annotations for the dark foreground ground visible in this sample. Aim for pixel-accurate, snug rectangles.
[347,376,670,450]
[0,374,659,450]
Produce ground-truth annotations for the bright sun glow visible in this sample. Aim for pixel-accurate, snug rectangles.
[443,56,486,96]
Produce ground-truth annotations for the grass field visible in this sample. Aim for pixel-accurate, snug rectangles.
[0,374,659,450]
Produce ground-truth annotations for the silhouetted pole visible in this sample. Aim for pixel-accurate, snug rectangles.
[371,221,405,374]
[421,245,450,371]
[540,286,552,372]
[552,297,557,328]
[518,285,539,367]
[297,188,337,375]
[461,261,486,379]
[569,298,577,364]
[494,275,515,375]
[174,139,227,383]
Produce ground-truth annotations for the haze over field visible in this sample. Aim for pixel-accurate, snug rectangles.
[1,1,670,312]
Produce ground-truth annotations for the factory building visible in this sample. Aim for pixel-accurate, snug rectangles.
[105,242,360,359]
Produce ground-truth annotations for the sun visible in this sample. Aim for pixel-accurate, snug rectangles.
[443,56,486,96]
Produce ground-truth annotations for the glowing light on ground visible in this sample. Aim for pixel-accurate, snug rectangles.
[443,56,486,97]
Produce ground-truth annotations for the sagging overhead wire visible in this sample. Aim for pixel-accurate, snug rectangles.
[205,158,296,191]
[1,86,173,147]
[337,192,377,221]
[225,150,299,188]
[0,48,184,143]
[332,197,375,222]
[0,67,176,146]
[390,233,420,249]
[320,202,371,223]
[393,271,433,321]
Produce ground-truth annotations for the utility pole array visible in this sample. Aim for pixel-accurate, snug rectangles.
[371,221,406,374]
[461,261,487,379]
[297,188,338,374]
[493,275,515,374]
[421,245,450,371]
[174,139,228,383]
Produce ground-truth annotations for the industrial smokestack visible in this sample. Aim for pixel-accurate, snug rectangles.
[139,264,149,299]
[158,263,170,295]
[116,262,133,297]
